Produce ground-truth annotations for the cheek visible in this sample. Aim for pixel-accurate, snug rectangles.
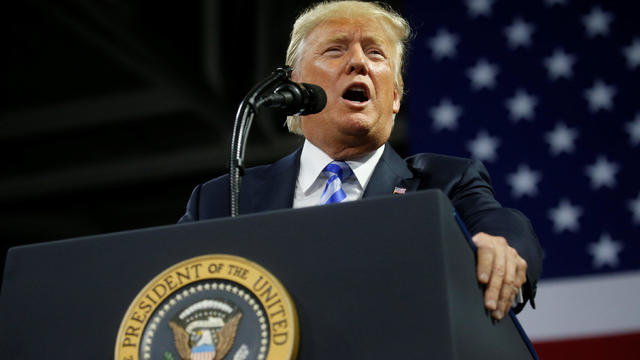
[377,75,398,99]
[303,60,341,84]
[290,68,301,83]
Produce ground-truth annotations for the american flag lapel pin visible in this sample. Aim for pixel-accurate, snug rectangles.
[393,186,406,194]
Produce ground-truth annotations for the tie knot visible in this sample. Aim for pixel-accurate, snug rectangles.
[322,161,353,182]
[319,161,352,205]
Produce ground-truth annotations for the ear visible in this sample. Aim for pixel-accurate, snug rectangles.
[392,87,401,114]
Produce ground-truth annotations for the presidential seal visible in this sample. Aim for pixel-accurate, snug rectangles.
[115,255,298,360]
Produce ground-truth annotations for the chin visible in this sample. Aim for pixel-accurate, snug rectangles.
[337,114,376,135]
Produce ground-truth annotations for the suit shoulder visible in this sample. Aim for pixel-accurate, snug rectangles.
[403,152,492,191]
[405,152,476,174]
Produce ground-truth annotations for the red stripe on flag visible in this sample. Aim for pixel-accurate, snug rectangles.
[533,331,640,359]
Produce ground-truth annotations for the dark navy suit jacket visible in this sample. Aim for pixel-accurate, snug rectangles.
[179,144,542,311]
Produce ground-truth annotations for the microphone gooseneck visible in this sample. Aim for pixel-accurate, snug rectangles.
[229,66,326,217]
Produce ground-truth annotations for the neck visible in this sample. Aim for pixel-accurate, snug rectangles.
[306,137,384,160]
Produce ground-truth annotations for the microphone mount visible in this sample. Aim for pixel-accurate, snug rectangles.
[230,66,326,217]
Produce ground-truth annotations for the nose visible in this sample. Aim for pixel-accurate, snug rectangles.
[346,45,368,75]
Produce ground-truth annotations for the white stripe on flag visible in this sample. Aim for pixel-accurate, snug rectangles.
[517,270,640,341]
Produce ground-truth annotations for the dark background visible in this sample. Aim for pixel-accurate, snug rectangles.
[1,0,407,270]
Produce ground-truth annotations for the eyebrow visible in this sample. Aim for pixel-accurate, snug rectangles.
[320,32,388,48]
[320,32,350,45]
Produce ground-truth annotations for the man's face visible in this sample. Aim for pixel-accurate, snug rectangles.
[292,18,401,159]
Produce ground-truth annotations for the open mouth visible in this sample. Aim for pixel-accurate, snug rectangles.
[342,84,370,103]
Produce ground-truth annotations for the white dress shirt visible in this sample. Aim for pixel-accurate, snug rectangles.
[293,140,385,208]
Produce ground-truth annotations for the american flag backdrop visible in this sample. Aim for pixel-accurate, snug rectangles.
[405,0,640,358]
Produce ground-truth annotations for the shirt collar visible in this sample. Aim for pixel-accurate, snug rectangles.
[298,139,385,193]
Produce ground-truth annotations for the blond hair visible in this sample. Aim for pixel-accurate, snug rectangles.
[285,1,411,134]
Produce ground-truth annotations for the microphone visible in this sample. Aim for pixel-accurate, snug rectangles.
[258,81,327,115]
[229,66,322,217]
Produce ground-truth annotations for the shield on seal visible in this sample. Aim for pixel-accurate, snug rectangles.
[190,344,215,360]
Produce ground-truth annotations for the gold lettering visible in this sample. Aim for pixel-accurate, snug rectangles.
[164,275,178,291]
[259,285,278,303]
[227,264,248,280]
[267,298,282,309]
[253,276,268,291]
[272,332,288,345]
[270,304,285,319]
[151,283,167,300]
[122,337,136,347]
[130,311,146,324]
[144,294,157,306]
[124,325,140,338]
[191,263,202,278]
[138,300,152,314]
[208,263,224,274]
[176,266,191,285]
[272,318,288,332]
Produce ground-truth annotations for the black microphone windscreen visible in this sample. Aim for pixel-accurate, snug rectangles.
[300,83,327,115]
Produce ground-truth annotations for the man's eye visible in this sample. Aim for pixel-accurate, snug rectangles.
[325,47,341,53]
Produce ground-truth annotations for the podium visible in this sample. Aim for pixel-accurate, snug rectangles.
[0,190,536,359]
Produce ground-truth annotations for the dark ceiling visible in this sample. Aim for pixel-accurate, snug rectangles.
[1,0,407,267]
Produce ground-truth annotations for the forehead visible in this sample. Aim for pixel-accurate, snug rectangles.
[305,17,393,48]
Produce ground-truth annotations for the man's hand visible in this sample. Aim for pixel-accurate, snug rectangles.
[472,232,528,320]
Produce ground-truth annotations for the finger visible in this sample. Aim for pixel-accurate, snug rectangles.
[496,247,517,318]
[474,234,492,284]
[485,242,505,313]
[515,254,528,289]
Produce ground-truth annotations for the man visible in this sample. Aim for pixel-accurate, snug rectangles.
[179,1,542,321]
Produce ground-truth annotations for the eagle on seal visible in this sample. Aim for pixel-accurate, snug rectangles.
[169,312,242,360]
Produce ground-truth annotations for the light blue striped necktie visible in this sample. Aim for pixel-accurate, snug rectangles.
[319,161,353,205]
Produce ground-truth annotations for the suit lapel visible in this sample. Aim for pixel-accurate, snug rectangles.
[243,148,301,214]
[363,144,418,198]
[242,144,414,214]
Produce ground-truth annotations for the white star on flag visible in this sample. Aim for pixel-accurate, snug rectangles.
[548,198,583,233]
[506,164,542,198]
[582,7,614,38]
[467,130,500,162]
[626,113,640,146]
[407,1,640,353]
[585,155,620,189]
[504,18,535,49]
[584,80,616,113]
[465,0,494,17]
[629,193,640,224]
[622,38,640,69]
[587,233,623,268]
[545,122,578,155]
[543,49,576,80]
[506,89,538,122]
[428,29,459,60]
[430,99,462,131]
[467,59,499,90]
